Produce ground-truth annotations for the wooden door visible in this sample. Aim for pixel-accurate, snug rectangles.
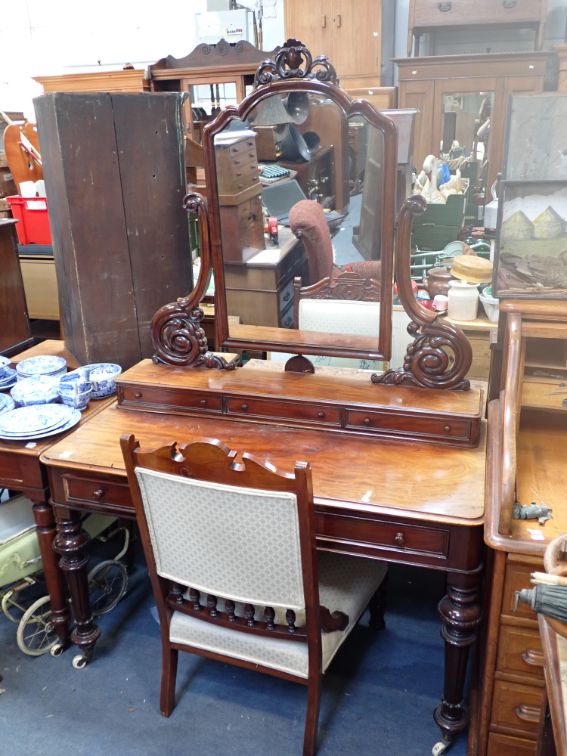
[332,0,381,87]
[398,78,433,169]
[284,0,329,60]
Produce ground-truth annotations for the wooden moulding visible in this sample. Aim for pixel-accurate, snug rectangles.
[116,359,483,448]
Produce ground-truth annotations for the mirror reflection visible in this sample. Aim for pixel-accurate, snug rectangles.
[213,92,385,360]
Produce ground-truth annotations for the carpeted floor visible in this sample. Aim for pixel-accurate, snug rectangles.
[0,553,470,756]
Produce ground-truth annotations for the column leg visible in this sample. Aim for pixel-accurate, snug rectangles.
[31,496,69,646]
[53,507,100,665]
[434,570,482,745]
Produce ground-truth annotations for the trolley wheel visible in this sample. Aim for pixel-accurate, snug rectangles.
[16,595,58,656]
[88,560,128,616]
[72,654,88,670]
[50,641,65,657]
[432,739,452,755]
[2,588,27,623]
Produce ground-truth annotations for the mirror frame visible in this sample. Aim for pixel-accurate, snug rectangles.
[150,41,473,391]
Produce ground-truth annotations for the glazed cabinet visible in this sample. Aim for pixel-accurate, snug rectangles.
[473,301,567,755]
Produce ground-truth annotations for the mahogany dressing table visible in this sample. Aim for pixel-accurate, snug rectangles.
[40,42,487,752]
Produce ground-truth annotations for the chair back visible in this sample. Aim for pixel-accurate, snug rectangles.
[121,436,321,644]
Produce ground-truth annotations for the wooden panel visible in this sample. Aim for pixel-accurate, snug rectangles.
[19,256,60,319]
[284,0,328,62]
[491,679,545,736]
[333,0,381,80]
[487,732,537,756]
[0,220,32,353]
[497,625,544,681]
[398,79,434,169]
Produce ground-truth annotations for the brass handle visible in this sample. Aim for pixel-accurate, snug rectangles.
[514,704,541,723]
[503,0,517,7]
[438,1,452,10]
[321,14,326,28]
[335,13,342,27]
[443,424,451,433]
[521,648,544,668]
[93,489,104,501]
[394,532,405,547]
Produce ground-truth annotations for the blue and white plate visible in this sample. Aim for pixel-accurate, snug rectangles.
[0,404,75,436]
[0,367,17,386]
[11,376,60,407]
[0,408,81,441]
[0,375,18,392]
[0,394,15,415]
[16,355,67,378]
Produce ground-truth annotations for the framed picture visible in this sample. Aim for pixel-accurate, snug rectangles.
[493,181,567,298]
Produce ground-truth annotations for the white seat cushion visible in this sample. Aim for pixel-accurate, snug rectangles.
[169,552,387,679]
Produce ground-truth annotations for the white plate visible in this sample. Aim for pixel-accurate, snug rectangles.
[0,409,81,441]
[0,395,15,415]
[0,404,75,436]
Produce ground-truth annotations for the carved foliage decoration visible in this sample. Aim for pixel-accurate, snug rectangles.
[151,192,237,370]
[372,195,472,390]
[255,38,338,86]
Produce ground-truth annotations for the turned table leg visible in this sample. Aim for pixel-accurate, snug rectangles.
[434,570,482,746]
[53,507,100,666]
[31,496,69,646]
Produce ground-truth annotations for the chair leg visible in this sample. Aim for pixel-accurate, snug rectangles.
[303,675,321,756]
[368,572,388,631]
[160,644,178,717]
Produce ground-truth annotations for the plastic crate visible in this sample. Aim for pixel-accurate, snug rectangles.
[411,193,466,251]
[6,195,52,245]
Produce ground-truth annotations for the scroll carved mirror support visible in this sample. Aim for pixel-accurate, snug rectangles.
[150,40,472,390]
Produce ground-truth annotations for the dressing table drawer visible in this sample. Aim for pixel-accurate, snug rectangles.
[345,409,472,443]
[496,625,544,681]
[225,396,341,427]
[118,384,222,414]
[491,680,544,736]
[61,473,133,513]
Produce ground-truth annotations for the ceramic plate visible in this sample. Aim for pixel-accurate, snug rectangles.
[16,355,67,377]
[0,394,15,415]
[0,404,75,436]
[0,376,18,392]
[0,368,17,386]
[0,409,80,441]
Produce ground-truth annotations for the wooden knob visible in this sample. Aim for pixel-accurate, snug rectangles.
[241,403,249,411]
[443,424,451,432]
[363,417,371,425]
[317,411,325,418]
[134,391,142,399]
[394,532,405,547]
[93,489,104,501]
[199,399,207,406]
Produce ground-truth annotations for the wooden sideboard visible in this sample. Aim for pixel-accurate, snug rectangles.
[396,52,552,198]
[472,301,567,755]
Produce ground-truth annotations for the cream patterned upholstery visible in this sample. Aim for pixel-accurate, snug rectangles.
[170,551,386,678]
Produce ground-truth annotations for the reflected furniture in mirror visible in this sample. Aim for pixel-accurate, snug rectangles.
[41,42,488,752]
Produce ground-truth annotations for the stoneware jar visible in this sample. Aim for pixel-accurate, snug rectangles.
[447,279,479,322]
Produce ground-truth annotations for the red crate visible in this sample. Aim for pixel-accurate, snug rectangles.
[6,195,52,245]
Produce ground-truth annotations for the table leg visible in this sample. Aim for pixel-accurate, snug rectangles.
[53,507,100,665]
[31,496,69,646]
[434,570,482,745]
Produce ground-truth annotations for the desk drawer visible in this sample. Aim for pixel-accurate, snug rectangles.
[118,384,222,414]
[345,409,472,443]
[496,625,544,681]
[62,473,132,512]
[316,510,450,561]
[491,679,544,736]
[225,396,341,427]
[487,732,537,756]
[502,557,541,622]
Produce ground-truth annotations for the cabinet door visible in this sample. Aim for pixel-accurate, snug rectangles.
[284,0,329,60]
[332,0,381,86]
[398,79,434,169]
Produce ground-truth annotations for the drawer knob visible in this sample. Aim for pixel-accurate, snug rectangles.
[394,532,405,547]
[503,0,517,7]
[134,391,142,399]
[363,417,371,425]
[437,1,452,11]
[199,399,207,406]
[316,411,325,419]
[241,403,249,411]
[521,648,544,668]
[514,704,541,724]
[443,424,451,433]
[93,488,105,501]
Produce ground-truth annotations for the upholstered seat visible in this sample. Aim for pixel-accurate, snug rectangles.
[121,436,387,755]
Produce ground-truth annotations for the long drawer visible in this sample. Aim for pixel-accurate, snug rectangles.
[118,384,223,414]
[345,408,472,443]
[412,0,544,28]
[226,395,342,427]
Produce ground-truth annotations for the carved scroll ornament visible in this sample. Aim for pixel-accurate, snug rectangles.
[255,38,338,86]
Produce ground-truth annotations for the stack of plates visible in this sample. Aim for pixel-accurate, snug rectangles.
[16,355,67,381]
[0,367,17,391]
[0,394,15,415]
[0,404,81,442]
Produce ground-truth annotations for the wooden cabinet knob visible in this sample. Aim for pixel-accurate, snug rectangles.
[514,704,541,724]
[134,391,142,399]
[394,532,405,547]
[199,399,207,406]
[316,411,325,418]
[363,417,371,425]
[241,403,249,411]
[93,489,104,501]
[521,649,544,668]
[443,424,451,432]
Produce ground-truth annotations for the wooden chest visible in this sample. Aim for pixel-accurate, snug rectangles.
[35,92,192,369]
[215,131,260,197]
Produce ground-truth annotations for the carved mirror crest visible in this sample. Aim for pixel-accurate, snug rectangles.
[151,40,472,390]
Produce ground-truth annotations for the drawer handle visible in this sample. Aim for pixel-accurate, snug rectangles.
[521,648,544,668]
[241,403,249,411]
[443,424,451,433]
[503,0,517,8]
[199,399,207,406]
[363,417,372,425]
[134,391,142,399]
[316,411,325,419]
[394,532,405,547]
[93,489,105,501]
[514,704,542,724]
[437,2,452,11]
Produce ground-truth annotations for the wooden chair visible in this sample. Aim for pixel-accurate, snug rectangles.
[121,434,387,755]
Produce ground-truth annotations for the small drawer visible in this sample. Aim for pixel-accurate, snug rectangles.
[502,557,542,622]
[225,396,341,427]
[487,732,537,756]
[345,409,471,441]
[315,510,450,560]
[118,384,222,414]
[63,474,133,512]
[278,278,294,315]
[491,679,544,736]
[496,625,544,681]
